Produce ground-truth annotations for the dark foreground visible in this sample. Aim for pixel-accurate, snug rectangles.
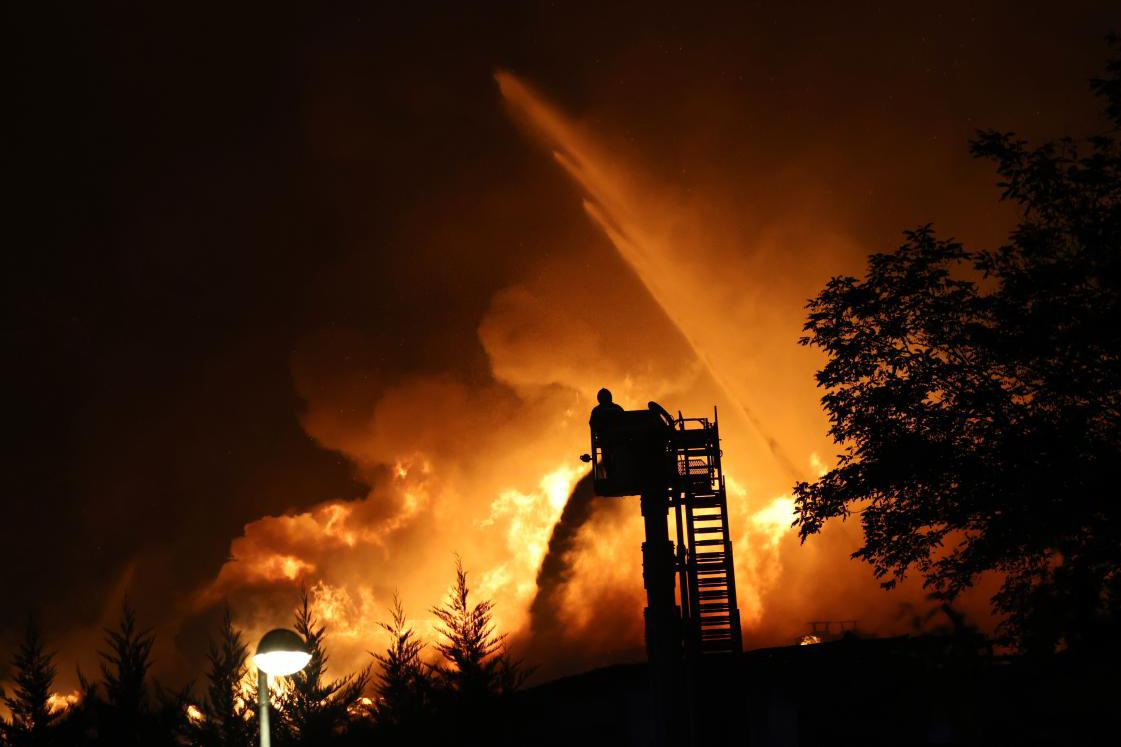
[502,636,1119,746]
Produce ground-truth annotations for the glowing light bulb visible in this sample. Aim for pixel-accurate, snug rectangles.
[253,650,311,676]
[254,628,311,675]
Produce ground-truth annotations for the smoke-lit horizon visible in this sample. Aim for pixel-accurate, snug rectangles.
[5,1,1115,705]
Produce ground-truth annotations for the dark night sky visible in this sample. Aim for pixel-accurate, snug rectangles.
[5,0,1119,687]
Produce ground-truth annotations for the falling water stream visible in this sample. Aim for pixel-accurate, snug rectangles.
[496,71,801,482]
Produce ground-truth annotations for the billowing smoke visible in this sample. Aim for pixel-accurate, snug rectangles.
[16,3,1095,700]
[182,67,1003,686]
[491,71,1003,651]
[528,471,595,641]
[507,471,651,677]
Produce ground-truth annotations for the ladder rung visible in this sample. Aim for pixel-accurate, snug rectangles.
[696,590,728,599]
[698,610,731,619]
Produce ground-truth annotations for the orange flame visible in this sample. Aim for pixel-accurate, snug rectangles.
[46,691,80,714]
[187,71,997,685]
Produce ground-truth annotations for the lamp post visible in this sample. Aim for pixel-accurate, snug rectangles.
[253,628,311,747]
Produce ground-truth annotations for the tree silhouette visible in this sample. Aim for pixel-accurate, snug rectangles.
[371,591,429,730]
[275,592,369,746]
[192,608,255,747]
[2,619,59,747]
[95,601,156,745]
[795,38,1121,654]
[148,683,192,747]
[430,556,527,706]
[52,664,100,747]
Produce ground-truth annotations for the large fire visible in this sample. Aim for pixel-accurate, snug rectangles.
[185,72,985,685]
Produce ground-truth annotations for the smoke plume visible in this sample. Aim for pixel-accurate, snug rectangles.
[529,471,596,641]
[14,1,1108,696]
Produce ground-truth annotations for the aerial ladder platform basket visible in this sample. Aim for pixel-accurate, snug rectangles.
[585,394,744,746]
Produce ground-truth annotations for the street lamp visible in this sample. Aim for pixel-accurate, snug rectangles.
[254,628,311,747]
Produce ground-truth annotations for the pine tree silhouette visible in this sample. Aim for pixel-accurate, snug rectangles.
[95,600,155,746]
[2,619,59,747]
[430,556,528,705]
[371,591,429,729]
[52,663,100,747]
[193,607,256,747]
[149,682,192,747]
[275,591,369,746]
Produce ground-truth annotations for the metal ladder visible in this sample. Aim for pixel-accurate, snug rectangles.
[671,409,743,656]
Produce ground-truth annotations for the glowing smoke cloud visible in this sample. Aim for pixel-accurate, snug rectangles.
[495,71,801,482]
[529,471,595,640]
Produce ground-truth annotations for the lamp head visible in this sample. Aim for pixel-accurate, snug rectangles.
[253,628,311,676]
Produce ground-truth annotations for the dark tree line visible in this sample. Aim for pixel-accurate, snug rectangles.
[795,36,1121,655]
[1,559,527,747]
